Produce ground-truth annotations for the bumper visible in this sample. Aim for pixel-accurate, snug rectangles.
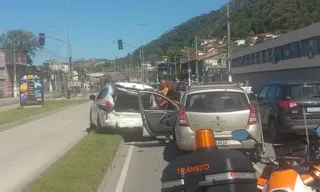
[100,111,143,129]
[281,118,320,135]
[175,125,260,151]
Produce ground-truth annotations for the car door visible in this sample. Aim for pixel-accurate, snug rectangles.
[137,91,180,137]
[257,85,270,127]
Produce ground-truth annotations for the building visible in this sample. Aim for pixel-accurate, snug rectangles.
[231,22,320,91]
[0,52,5,97]
[49,61,69,73]
[2,51,32,97]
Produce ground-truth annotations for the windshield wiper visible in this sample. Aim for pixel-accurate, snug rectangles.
[312,94,320,97]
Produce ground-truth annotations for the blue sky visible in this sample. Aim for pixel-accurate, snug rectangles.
[1,0,227,65]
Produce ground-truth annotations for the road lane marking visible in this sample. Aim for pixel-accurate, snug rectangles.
[115,143,134,192]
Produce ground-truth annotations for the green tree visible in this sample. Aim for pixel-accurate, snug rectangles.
[118,0,320,63]
[0,29,42,65]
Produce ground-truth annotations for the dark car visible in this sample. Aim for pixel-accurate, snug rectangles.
[256,81,320,142]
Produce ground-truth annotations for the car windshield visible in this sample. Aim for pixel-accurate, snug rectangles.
[287,84,320,99]
[185,91,249,112]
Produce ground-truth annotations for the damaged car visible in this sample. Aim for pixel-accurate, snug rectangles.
[89,82,155,134]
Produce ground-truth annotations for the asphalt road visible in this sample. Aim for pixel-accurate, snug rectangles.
[0,101,91,192]
[99,138,275,192]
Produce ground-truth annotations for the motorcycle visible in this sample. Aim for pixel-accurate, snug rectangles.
[231,125,320,192]
[161,129,258,192]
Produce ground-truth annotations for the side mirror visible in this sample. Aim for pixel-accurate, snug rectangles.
[316,124,320,137]
[89,95,96,100]
[231,129,249,141]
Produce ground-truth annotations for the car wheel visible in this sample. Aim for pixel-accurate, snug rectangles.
[96,116,103,134]
[269,118,282,143]
[89,111,95,129]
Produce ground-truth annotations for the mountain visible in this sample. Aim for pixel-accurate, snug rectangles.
[126,0,320,65]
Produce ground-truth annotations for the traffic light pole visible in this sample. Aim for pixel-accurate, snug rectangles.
[195,36,199,82]
[45,36,73,93]
[227,1,233,82]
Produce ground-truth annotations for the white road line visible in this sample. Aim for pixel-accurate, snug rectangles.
[114,143,134,192]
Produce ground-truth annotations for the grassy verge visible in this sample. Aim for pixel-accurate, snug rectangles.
[0,99,87,125]
[25,133,122,192]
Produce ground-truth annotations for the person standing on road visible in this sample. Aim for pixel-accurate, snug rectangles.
[153,77,169,109]
[157,77,168,96]
[166,81,181,109]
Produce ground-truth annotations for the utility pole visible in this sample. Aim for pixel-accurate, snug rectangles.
[13,43,17,98]
[227,1,232,82]
[138,23,147,83]
[188,48,191,86]
[174,55,177,81]
[195,36,199,83]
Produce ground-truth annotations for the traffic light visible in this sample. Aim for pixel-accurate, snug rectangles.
[39,33,45,46]
[218,58,222,65]
[189,37,195,47]
[118,39,123,50]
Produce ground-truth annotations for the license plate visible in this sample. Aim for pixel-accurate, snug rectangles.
[216,140,230,146]
[307,107,320,112]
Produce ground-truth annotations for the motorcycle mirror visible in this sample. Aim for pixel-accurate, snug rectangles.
[316,124,320,137]
[231,129,249,141]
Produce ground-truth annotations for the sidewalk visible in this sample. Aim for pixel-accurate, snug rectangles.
[0,91,62,107]
[0,101,91,192]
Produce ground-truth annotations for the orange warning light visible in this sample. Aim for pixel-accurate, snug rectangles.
[194,129,216,151]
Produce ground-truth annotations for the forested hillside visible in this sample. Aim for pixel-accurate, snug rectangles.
[127,0,320,65]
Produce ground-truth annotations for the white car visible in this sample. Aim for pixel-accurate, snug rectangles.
[89,82,155,133]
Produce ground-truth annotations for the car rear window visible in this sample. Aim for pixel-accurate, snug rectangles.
[185,91,249,112]
[286,84,320,99]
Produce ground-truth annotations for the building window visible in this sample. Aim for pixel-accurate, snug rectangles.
[266,48,273,62]
[251,53,255,65]
[261,50,266,63]
[300,36,319,57]
[246,55,251,65]
[274,46,283,61]
[240,56,245,66]
[255,52,261,64]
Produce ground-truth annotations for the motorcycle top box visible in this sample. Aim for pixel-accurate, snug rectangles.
[161,130,257,192]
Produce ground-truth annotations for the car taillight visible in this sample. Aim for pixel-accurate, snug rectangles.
[178,107,189,126]
[251,87,254,93]
[248,104,257,125]
[98,100,114,113]
[279,100,298,109]
[106,100,114,111]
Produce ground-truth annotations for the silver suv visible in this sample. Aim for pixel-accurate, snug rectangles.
[137,83,261,151]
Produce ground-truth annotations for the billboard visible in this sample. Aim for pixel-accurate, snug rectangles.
[19,74,44,107]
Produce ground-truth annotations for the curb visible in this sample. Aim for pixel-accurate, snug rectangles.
[96,138,125,192]
[0,100,89,133]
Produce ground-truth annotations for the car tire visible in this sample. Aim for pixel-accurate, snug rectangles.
[269,118,283,143]
[96,116,104,134]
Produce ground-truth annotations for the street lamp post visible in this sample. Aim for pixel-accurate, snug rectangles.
[138,23,147,83]
[227,0,232,82]
[13,43,17,98]
[65,0,73,90]
[48,25,60,90]
[45,36,72,94]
